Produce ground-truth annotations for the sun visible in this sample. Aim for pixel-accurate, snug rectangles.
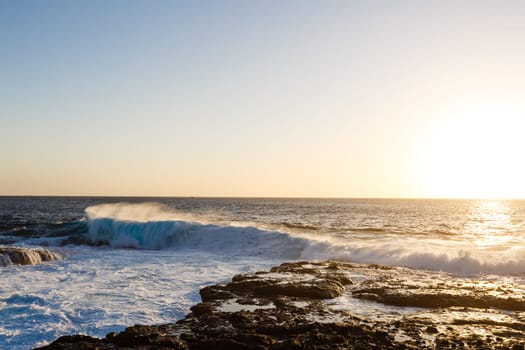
[421,102,525,199]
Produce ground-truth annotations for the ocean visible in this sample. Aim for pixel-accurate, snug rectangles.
[1,197,525,349]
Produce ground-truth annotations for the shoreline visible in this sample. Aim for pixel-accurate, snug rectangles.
[36,260,525,349]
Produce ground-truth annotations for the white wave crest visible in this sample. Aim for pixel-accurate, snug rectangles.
[85,203,307,259]
[85,203,525,276]
[300,240,525,275]
[85,202,201,223]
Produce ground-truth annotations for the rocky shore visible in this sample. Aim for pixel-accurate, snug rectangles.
[0,246,62,266]
[37,261,525,349]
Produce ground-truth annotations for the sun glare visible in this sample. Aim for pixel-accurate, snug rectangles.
[422,102,525,199]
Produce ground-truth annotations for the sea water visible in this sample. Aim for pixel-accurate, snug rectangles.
[1,197,525,349]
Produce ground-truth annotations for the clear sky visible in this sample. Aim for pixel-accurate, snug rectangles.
[1,1,525,198]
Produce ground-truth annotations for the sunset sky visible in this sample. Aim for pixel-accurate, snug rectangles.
[1,1,525,198]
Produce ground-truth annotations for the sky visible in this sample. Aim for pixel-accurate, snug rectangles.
[1,1,525,198]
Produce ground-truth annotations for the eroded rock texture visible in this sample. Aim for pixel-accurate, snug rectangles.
[0,246,62,266]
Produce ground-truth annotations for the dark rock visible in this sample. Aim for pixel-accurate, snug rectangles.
[253,281,344,299]
[425,326,438,334]
[200,285,238,301]
[190,303,214,316]
[352,288,525,311]
[109,325,180,347]
[34,335,104,350]
[36,261,525,350]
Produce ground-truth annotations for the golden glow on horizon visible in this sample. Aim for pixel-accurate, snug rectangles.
[422,102,525,199]
[3,3,525,198]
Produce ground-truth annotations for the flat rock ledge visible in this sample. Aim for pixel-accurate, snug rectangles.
[0,246,62,266]
[37,261,525,349]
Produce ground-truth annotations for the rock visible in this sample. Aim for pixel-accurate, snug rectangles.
[200,261,349,302]
[36,261,525,349]
[0,246,62,266]
[352,284,525,311]
[425,326,438,334]
[253,281,344,299]
[35,335,104,350]
[110,325,186,348]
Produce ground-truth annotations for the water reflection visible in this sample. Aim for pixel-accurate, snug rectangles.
[465,201,518,248]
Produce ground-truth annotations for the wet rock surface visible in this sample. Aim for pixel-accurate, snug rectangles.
[0,246,62,266]
[37,261,525,349]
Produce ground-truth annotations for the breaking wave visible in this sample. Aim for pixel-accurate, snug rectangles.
[87,218,309,259]
[84,203,307,259]
[18,202,519,276]
[300,241,525,276]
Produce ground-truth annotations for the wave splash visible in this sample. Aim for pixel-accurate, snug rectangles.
[300,242,525,276]
[83,203,525,276]
[85,203,307,259]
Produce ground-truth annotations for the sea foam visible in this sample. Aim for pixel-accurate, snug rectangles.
[83,203,525,276]
[85,203,307,259]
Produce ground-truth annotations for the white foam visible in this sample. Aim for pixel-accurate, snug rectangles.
[84,203,308,260]
[84,203,525,275]
[300,239,525,275]
[0,246,279,350]
[5,200,525,350]
[86,202,190,223]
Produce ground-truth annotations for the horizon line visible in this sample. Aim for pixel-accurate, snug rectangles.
[1,194,524,201]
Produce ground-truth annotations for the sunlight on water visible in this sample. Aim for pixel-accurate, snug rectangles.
[3,198,525,349]
[467,201,519,248]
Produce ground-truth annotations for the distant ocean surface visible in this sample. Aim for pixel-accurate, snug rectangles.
[2,197,525,349]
